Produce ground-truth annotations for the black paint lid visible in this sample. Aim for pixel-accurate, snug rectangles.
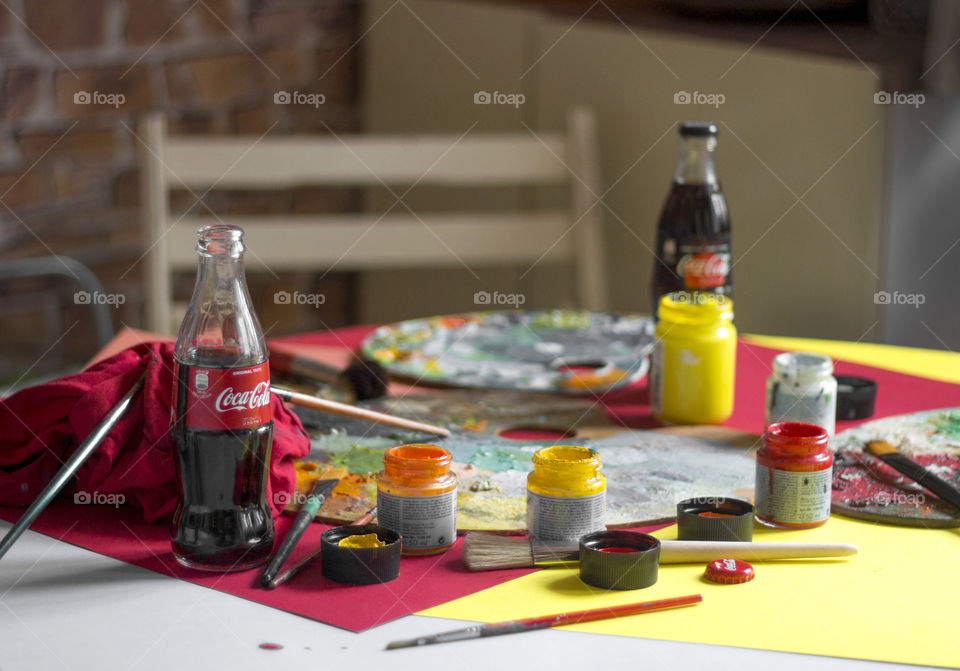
[320,525,401,585]
[677,497,754,542]
[836,375,877,421]
[579,531,660,590]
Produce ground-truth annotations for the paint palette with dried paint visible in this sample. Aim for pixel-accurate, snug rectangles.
[831,408,960,527]
[360,310,655,394]
[291,429,755,532]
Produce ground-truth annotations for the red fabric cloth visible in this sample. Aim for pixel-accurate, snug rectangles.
[0,342,310,521]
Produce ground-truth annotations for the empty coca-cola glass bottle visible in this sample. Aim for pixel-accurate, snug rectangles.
[170,224,274,572]
[650,121,732,311]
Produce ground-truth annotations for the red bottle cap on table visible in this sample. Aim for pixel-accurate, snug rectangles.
[704,558,754,584]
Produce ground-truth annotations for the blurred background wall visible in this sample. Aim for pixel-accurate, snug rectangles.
[0,0,363,382]
[1,0,952,381]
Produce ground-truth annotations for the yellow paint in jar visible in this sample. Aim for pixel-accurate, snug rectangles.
[650,291,736,425]
[338,533,386,549]
[526,445,606,542]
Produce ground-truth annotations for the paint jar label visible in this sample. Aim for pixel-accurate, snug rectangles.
[526,491,606,542]
[377,489,457,550]
[755,464,832,524]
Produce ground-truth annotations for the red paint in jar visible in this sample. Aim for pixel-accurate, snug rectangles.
[755,422,833,529]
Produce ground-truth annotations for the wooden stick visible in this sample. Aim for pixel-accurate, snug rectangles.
[660,540,858,563]
[272,386,450,437]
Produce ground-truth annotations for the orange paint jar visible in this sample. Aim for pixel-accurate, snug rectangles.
[377,444,457,556]
[755,422,833,529]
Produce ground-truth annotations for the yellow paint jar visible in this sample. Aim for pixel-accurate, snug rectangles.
[526,445,606,542]
[651,292,736,425]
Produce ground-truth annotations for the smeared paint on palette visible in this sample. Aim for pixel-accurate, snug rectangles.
[294,429,756,531]
[360,310,654,394]
[831,408,960,527]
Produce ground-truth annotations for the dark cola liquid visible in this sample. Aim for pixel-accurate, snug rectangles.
[171,362,274,572]
[650,182,732,311]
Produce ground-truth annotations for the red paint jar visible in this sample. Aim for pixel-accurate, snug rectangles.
[755,422,833,529]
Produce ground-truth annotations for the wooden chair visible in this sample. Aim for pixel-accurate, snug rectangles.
[139,109,608,334]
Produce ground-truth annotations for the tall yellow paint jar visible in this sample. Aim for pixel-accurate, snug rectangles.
[526,445,606,542]
[650,291,736,425]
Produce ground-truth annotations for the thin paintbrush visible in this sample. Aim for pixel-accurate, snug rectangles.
[386,594,702,650]
[461,532,858,571]
[264,506,378,589]
[865,440,960,510]
[272,386,449,437]
[0,373,145,561]
[259,478,339,587]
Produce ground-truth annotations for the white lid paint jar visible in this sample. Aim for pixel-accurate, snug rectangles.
[765,352,837,436]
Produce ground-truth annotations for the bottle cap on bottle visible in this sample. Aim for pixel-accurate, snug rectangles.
[704,558,754,584]
[680,121,718,137]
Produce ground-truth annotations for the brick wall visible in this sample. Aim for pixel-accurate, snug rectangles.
[0,0,362,382]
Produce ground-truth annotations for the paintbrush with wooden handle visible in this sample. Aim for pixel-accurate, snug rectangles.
[865,440,960,510]
[461,532,858,571]
[272,386,449,437]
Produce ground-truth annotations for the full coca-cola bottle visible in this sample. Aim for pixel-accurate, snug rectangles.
[170,224,274,572]
[650,121,732,310]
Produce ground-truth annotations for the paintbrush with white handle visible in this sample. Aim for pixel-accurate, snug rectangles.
[462,532,858,571]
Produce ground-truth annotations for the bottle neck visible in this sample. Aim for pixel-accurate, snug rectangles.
[174,225,266,365]
[673,136,718,185]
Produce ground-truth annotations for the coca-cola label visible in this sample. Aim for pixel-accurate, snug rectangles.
[677,243,730,289]
[176,362,272,430]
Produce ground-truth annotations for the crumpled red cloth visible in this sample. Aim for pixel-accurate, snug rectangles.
[0,342,310,522]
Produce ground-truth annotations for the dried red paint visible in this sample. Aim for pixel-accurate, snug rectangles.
[259,643,283,651]
[598,547,639,553]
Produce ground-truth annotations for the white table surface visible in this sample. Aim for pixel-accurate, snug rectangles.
[0,520,932,671]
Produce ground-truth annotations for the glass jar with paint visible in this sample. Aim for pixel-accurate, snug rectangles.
[527,445,606,542]
[650,291,736,425]
[377,444,457,556]
[766,352,837,436]
[755,422,833,529]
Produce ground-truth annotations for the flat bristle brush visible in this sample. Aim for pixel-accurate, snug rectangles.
[865,440,960,510]
[461,532,858,571]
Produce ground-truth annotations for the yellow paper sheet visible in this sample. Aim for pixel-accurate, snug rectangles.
[742,334,960,385]
[422,517,960,668]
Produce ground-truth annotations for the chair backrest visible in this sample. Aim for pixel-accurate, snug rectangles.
[139,109,607,333]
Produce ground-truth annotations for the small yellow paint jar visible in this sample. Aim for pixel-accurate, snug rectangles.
[651,291,736,425]
[526,445,606,542]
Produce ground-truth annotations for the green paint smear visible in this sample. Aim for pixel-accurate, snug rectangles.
[931,412,960,440]
[470,448,532,471]
[328,445,388,474]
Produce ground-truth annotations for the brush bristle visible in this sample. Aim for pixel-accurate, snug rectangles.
[462,533,536,571]
[865,440,898,457]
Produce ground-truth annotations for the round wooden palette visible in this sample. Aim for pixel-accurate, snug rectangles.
[831,408,960,527]
[360,310,654,394]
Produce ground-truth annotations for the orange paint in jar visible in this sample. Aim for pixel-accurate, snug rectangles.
[377,444,457,556]
[755,422,833,529]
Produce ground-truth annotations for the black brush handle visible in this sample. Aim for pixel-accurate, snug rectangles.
[876,453,960,510]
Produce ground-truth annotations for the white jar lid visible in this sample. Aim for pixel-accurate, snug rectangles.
[772,351,834,385]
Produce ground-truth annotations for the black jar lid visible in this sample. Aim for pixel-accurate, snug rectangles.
[579,531,660,590]
[320,524,401,585]
[835,375,877,421]
[677,497,754,542]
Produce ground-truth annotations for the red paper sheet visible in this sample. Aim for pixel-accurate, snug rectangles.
[5,327,960,632]
[0,500,566,632]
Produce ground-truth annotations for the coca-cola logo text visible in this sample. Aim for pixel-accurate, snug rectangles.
[215,382,271,413]
[679,252,729,289]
